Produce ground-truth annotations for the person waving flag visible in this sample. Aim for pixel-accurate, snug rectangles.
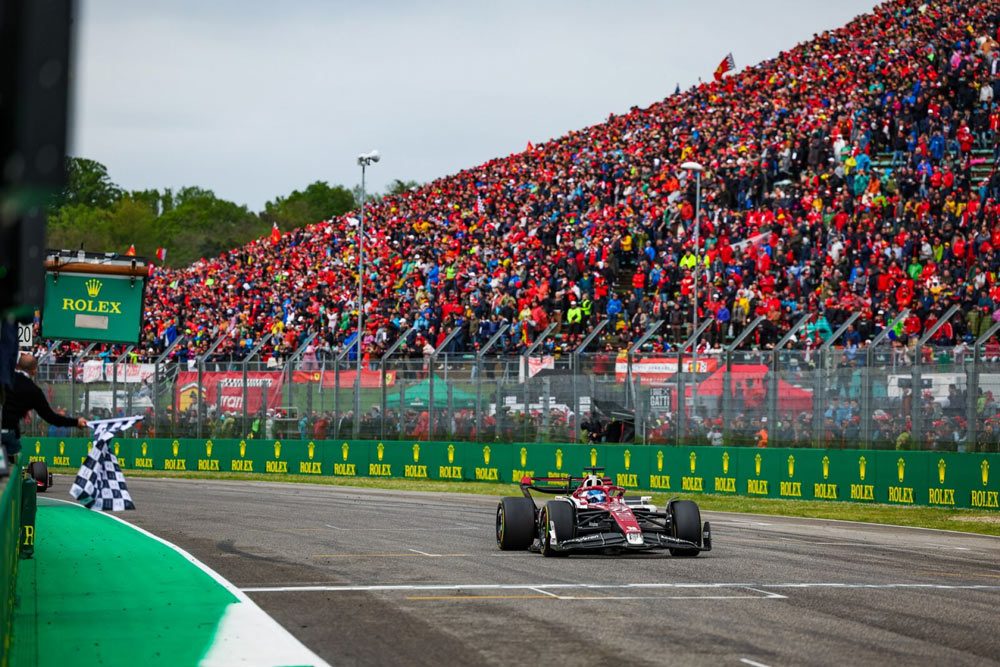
[714,52,736,81]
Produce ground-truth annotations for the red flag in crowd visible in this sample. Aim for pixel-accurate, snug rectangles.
[270,221,281,244]
[125,244,136,256]
[713,52,736,81]
[155,247,167,262]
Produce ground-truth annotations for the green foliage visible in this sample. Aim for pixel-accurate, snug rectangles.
[46,157,414,267]
[57,157,123,209]
[262,181,355,230]
[385,179,421,196]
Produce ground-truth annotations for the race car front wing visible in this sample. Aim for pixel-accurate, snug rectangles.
[549,521,712,553]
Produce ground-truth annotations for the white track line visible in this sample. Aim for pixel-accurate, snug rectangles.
[240,582,1000,594]
[704,509,1000,539]
[408,548,447,557]
[740,659,772,667]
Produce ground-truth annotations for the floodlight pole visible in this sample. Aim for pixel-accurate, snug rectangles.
[682,161,704,398]
[355,150,380,440]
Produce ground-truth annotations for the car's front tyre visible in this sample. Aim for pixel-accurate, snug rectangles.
[669,499,702,557]
[540,500,574,557]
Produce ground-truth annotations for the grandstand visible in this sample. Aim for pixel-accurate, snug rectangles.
[31,0,1000,451]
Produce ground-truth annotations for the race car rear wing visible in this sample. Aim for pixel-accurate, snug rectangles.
[519,467,625,499]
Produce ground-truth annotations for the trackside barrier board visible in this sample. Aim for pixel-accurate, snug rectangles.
[10,497,330,667]
[28,438,1000,511]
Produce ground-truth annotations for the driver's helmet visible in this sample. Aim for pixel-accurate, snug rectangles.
[585,488,607,503]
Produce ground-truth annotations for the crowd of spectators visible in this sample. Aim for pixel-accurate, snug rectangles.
[126,0,1000,366]
[29,0,1000,450]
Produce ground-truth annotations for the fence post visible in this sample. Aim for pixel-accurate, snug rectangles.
[969,321,1000,449]
[379,326,417,441]
[769,314,811,445]
[496,375,504,442]
[521,323,557,443]
[476,324,510,443]
[813,313,861,447]
[151,335,184,440]
[722,316,766,445]
[429,326,463,438]
[912,305,959,449]
[670,320,708,445]
[571,318,608,445]
[331,342,353,439]
[196,334,227,440]
[862,310,909,447]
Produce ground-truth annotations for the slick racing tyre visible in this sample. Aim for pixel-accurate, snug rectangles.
[669,500,702,557]
[497,497,535,550]
[28,461,49,492]
[540,500,574,557]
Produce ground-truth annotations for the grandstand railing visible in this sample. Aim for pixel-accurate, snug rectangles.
[27,332,1000,453]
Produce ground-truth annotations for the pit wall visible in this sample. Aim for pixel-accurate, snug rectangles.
[26,438,1000,511]
[1,465,24,667]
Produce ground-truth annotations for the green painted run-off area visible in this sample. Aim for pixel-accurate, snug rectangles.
[9,498,235,666]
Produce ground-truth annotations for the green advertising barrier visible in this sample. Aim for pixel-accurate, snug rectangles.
[602,444,646,490]
[462,442,508,484]
[1,466,24,667]
[30,438,1000,511]
[643,445,681,492]
[331,440,368,479]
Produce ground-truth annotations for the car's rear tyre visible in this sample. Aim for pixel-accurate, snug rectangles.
[669,500,701,557]
[540,500,574,557]
[496,497,535,550]
[28,461,49,492]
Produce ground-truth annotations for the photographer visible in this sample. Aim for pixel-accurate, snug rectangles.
[2,354,87,463]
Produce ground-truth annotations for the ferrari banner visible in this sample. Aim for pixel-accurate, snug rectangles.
[291,370,393,388]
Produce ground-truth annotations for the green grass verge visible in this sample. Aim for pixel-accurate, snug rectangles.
[49,467,1000,537]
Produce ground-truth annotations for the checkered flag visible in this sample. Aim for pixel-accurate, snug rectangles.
[70,416,142,511]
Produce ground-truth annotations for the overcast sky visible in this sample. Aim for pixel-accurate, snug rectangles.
[72,0,880,212]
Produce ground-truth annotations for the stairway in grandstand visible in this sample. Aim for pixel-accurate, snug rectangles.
[872,148,996,180]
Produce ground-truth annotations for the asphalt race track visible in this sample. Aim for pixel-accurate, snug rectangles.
[77,476,1000,666]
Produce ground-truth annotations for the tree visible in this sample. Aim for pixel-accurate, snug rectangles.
[385,179,421,196]
[158,187,266,265]
[45,156,368,268]
[263,181,356,230]
[54,157,123,210]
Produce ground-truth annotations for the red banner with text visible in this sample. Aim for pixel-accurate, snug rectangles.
[176,371,285,414]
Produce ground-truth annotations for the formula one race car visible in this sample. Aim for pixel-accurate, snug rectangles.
[496,468,711,557]
[26,461,53,492]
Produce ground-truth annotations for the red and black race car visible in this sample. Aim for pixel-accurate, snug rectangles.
[26,461,53,491]
[496,467,711,557]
